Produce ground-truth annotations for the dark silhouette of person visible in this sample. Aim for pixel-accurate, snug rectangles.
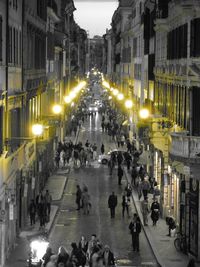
[108,192,118,218]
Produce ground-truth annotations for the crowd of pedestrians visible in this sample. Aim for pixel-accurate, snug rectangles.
[41,234,115,267]
[55,139,100,169]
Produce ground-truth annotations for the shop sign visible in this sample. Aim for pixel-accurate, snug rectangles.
[31,177,35,190]
[24,183,28,197]
[9,204,14,220]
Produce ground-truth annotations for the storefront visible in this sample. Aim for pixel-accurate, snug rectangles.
[188,177,199,257]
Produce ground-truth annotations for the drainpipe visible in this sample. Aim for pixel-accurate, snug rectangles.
[4,0,9,151]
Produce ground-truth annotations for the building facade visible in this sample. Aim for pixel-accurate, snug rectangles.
[104,0,200,259]
[0,0,86,265]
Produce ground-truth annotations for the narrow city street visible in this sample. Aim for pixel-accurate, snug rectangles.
[48,84,158,267]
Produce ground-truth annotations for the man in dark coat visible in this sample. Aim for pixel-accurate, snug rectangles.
[102,245,115,267]
[29,199,36,225]
[117,165,124,185]
[129,213,141,251]
[151,198,160,226]
[108,192,118,218]
[76,185,82,210]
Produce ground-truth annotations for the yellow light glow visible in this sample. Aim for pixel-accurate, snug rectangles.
[108,96,112,100]
[102,81,110,89]
[139,108,150,119]
[64,96,72,104]
[125,100,133,109]
[94,71,97,75]
[32,124,43,136]
[71,102,75,107]
[113,89,119,96]
[69,91,76,99]
[52,104,62,114]
[110,87,114,92]
[117,93,124,101]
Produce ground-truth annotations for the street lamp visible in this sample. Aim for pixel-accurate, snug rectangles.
[139,108,150,120]
[64,95,72,104]
[117,93,124,101]
[113,89,119,96]
[125,99,133,109]
[52,104,62,115]
[32,124,44,136]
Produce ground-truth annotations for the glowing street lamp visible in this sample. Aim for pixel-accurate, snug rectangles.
[52,104,62,114]
[64,96,72,104]
[113,89,119,96]
[69,91,76,99]
[117,93,124,101]
[32,124,44,136]
[125,99,133,109]
[102,81,110,89]
[139,108,150,119]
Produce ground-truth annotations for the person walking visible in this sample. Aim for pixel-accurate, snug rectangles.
[151,198,160,226]
[117,165,124,185]
[29,199,36,226]
[129,213,141,252]
[101,144,105,155]
[108,192,118,218]
[122,192,130,218]
[141,177,150,199]
[78,236,88,255]
[45,190,52,218]
[57,246,70,266]
[82,187,91,215]
[131,165,138,186]
[42,247,53,267]
[140,196,150,226]
[46,255,58,267]
[102,245,115,267]
[76,185,82,210]
[187,259,196,267]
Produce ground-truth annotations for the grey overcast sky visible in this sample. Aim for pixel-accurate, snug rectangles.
[74,0,118,37]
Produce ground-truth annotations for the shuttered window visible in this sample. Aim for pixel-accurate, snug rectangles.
[190,18,200,57]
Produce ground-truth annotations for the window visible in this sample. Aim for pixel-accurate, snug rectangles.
[13,0,18,10]
[0,16,2,61]
[8,26,12,63]
[191,18,200,57]
[167,24,187,59]
[132,37,137,57]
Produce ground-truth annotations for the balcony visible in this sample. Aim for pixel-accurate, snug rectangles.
[170,132,200,164]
